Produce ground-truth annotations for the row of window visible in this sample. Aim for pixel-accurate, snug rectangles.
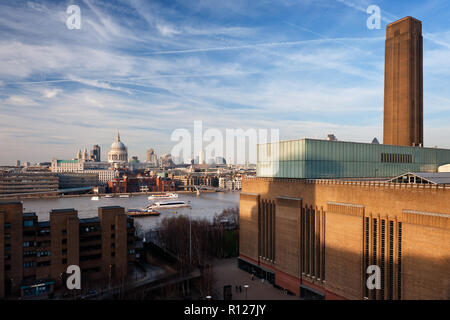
[381,153,413,163]
[23,241,36,248]
[364,218,402,300]
[37,251,51,257]
[81,226,100,233]
[301,207,325,281]
[259,200,275,261]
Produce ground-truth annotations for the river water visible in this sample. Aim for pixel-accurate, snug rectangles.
[22,192,240,233]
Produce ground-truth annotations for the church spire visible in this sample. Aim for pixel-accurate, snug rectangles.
[116,130,120,142]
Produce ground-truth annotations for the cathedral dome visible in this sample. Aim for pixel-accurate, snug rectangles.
[108,131,128,164]
[110,140,126,151]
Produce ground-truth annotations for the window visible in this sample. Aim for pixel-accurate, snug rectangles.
[39,229,50,236]
[23,261,36,268]
[37,251,51,257]
[62,258,67,264]
[62,239,67,245]
[62,229,67,236]
[23,241,36,248]
[389,221,394,300]
[23,230,36,237]
[38,241,51,248]
[381,153,412,163]
[24,220,34,227]
[5,222,11,229]
[372,219,377,300]
[381,220,385,300]
[364,217,370,298]
[398,222,402,300]
[37,261,51,267]
[24,251,36,257]
[62,249,67,255]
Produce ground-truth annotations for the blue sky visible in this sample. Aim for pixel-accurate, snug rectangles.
[0,0,449,164]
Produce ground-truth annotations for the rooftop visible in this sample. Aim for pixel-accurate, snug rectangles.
[99,206,124,210]
[389,172,450,185]
[79,217,100,224]
[50,208,76,214]
[23,212,36,217]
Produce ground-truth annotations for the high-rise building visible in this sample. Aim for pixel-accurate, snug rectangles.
[199,150,205,165]
[90,145,101,162]
[146,149,158,167]
[384,17,423,147]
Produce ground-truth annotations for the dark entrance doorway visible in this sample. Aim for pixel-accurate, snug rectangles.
[300,284,325,300]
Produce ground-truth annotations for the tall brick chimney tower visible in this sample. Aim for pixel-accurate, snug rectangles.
[383,17,423,146]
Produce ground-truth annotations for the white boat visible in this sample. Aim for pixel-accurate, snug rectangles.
[91,196,99,201]
[148,200,190,209]
[119,194,130,198]
[105,194,114,198]
[148,193,178,200]
[127,208,160,217]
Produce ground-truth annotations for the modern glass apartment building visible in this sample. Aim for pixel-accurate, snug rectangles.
[257,138,450,178]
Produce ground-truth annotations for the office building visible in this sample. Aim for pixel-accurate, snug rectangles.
[54,173,99,189]
[0,172,59,196]
[146,149,159,167]
[90,145,101,162]
[51,159,117,185]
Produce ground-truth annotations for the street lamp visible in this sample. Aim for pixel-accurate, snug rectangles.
[189,206,192,266]
[244,284,249,300]
[206,295,212,300]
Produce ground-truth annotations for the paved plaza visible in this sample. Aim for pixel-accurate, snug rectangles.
[211,258,298,300]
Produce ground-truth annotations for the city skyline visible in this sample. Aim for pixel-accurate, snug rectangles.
[1,0,450,165]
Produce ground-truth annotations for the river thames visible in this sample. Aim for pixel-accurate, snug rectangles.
[22,191,240,234]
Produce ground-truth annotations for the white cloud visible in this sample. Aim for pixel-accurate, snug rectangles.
[43,88,62,98]
[3,95,36,106]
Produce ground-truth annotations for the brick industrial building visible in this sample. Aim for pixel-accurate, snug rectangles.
[238,17,450,300]
[384,17,423,147]
[0,202,136,298]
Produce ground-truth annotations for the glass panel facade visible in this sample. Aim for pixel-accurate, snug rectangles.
[257,139,450,178]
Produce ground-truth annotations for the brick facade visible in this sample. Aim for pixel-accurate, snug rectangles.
[0,202,136,298]
[239,178,450,300]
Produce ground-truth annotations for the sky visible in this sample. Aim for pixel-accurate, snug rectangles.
[0,0,449,165]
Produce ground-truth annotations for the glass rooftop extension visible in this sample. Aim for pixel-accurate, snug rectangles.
[257,138,450,179]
